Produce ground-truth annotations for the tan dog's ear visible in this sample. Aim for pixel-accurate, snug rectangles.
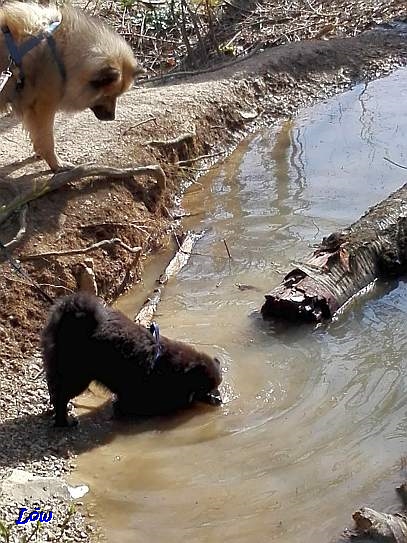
[90,67,120,89]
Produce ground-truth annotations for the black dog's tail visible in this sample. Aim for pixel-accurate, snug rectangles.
[42,292,106,344]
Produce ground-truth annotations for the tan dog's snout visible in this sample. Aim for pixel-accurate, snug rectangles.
[90,100,116,121]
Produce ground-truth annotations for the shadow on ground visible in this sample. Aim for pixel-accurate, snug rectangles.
[0,401,214,469]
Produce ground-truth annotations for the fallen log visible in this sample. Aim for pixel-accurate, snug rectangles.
[350,507,407,542]
[261,182,407,323]
[158,231,203,285]
[343,483,407,542]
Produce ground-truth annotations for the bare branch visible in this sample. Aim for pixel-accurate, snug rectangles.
[122,116,157,136]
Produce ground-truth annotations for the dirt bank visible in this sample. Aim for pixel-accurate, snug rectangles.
[1,26,407,540]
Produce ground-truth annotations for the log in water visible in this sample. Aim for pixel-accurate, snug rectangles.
[261,182,407,323]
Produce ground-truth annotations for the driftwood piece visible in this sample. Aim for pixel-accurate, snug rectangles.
[342,483,407,542]
[0,163,166,226]
[134,288,162,328]
[350,507,407,542]
[261,182,407,323]
[159,231,203,284]
[134,231,202,326]
[75,258,98,296]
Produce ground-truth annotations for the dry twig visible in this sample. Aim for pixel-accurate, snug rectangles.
[223,239,232,259]
[122,116,157,136]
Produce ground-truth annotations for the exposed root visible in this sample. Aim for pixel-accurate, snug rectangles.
[0,163,166,226]
[122,116,157,136]
[75,259,98,296]
[2,205,27,249]
[21,238,142,260]
[146,129,196,149]
[175,150,226,166]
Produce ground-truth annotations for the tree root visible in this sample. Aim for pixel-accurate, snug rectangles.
[0,163,166,226]
[146,129,196,149]
[21,238,142,260]
[175,151,226,166]
[2,205,27,249]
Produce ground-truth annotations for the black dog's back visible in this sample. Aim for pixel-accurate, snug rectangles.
[41,292,159,425]
[43,292,105,345]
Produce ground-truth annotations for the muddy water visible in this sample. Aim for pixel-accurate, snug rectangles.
[76,69,407,543]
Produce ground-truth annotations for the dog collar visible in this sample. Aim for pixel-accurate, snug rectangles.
[149,322,162,363]
[1,20,66,88]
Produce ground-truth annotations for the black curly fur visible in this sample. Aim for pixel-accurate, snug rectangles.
[41,292,222,427]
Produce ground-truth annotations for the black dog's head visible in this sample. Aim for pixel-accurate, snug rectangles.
[185,355,222,406]
[114,337,223,418]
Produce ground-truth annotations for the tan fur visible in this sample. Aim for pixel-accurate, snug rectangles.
[0,2,141,171]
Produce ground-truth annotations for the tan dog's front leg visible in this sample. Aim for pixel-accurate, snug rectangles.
[22,101,72,172]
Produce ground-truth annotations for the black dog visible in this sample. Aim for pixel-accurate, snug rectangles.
[41,292,222,427]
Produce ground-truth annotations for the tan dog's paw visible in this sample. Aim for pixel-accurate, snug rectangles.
[51,160,75,172]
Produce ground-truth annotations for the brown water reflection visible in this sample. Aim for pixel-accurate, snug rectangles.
[74,69,407,543]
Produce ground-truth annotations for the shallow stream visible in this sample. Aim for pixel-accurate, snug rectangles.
[76,68,407,543]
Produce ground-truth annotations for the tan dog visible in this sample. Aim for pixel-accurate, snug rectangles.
[0,2,141,171]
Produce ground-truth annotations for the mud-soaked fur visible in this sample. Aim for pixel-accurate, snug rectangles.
[41,293,222,427]
[0,2,141,171]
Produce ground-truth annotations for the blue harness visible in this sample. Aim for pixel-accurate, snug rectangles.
[149,322,162,364]
[1,20,66,89]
